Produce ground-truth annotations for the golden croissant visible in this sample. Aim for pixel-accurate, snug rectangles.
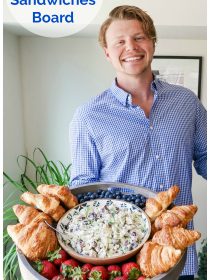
[136,241,182,277]
[153,205,198,232]
[20,192,65,221]
[37,184,78,209]
[13,204,52,225]
[152,225,201,250]
[7,221,58,261]
[145,185,180,221]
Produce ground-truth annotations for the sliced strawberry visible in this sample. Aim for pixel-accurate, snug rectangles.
[122,262,141,280]
[89,266,109,280]
[107,265,121,280]
[47,247,69,266]
[35,260,59,279]
[60,259,80,278]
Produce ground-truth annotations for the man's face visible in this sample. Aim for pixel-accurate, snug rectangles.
[104,19,155,78]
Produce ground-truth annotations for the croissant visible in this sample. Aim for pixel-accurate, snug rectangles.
[145,185,180,221]
[136,241,182,277]
[152,225,201,250]
[13,204,52,225]
[153,205,198,232]
[37,184,78,209]
[20,192,66,221]
[7,221,58,261]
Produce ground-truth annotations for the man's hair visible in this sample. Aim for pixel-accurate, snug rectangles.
[98,5,157,48]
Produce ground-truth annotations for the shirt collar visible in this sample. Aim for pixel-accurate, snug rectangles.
[110,78,160,107]
[110,79,130,106]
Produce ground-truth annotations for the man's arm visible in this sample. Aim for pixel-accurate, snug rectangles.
[69,110,102,188]
[193,100,207,179]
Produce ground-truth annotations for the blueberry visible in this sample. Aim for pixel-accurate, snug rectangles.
[108,194,114,198]
[115,191,121,196]
[77,193,83,199]
[87,192,93,197]
[91,193,99,199]
[135,198,141,205]
[105,192,110,198]
[122,194,128,200]
[111,193,116,198]
[83,195,89,201]
[141,197,146,203]
[131,194,137,200]
[139,202,145,209]
[97,189,103,194]
[80,199,85,203]
[116,195,121,199]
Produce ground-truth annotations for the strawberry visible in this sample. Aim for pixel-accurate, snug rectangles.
[82,263,94,277]
[47,247,69,266]
[107,265,121,280]
[114,276,128,280]
[35,260,59,279]
[60,259,80,278]
[71,266,87,280]
[89,266,109,280]
[52,275,67,280]
[137,277,146,280]
[121,262,141,280]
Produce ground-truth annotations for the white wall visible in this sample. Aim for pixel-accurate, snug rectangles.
[3,31,207,253]
[155,39,207,252]
[3,30,26,197]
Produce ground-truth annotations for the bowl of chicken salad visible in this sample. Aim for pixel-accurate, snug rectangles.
[56,198,151,264]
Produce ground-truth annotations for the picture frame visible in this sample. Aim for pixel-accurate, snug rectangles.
[152,56,202,99]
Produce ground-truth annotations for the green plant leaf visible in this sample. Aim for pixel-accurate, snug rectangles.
[3,147,72,280]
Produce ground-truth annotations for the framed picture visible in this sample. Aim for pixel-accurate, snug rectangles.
[152,56,202,99]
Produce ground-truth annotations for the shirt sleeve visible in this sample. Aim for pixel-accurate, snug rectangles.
[69,109,102,188]
[193,99,207,179]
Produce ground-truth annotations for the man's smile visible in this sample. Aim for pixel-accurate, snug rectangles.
[122,55,145,62]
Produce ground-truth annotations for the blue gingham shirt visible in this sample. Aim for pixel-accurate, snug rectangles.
[69,78,207,276]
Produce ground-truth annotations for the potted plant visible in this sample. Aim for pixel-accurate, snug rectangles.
[3,148,71,280]
[197,239,207,280]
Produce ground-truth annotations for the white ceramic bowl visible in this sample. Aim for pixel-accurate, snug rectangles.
[56,199,151,265]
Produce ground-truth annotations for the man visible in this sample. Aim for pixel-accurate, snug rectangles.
[69,5,207,279]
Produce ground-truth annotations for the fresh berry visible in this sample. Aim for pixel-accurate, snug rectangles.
[60,259,80,278]
[35,260,59,279]
[107,265,121,280]
[47,247,69,266]
[71,266,87,280]
[137,277,146,280]
[89,266,109,280]
[121,262,141,280]
[52,275,67,280]
[114,276,128,280]
[82,263,94,277]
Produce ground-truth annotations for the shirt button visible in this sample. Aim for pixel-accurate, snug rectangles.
[156,155,160,159]
[160,184,164,189]
[150,125,153,130]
